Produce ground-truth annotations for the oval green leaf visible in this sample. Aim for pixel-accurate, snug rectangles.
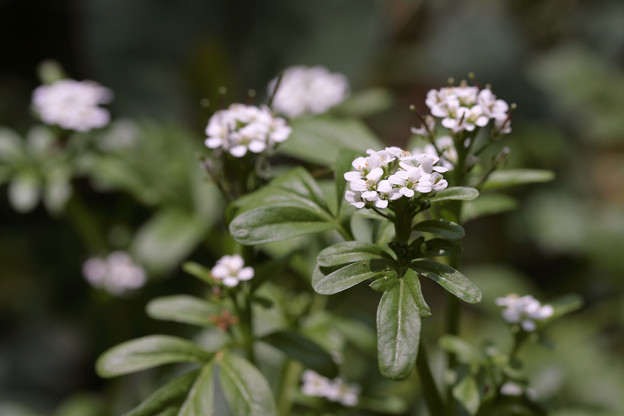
[124,369,200,416]
[217,352,278,416]
[411,261,482,304]
[262,330,338,378]
[312,259,396,295]
[429,187,479,203]
[480,169,555,191]
[230,205,335,245]
[146,295,219,327]
[96,335,213,378]
[377,270,426,380]
[317,241,393,268]
[413,219,465,240]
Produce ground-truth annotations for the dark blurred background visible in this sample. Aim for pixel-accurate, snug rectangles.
[1,0,623,414]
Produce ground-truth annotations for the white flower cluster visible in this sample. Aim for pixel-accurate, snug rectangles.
[411,135,457,171]
[211,254,254,287]
[495,294,554,332]
[204,104,291,157]
[301,370,360,407]
[423,83,510,133]
[344,147,449,209]
[32,79,113,132]
[268,66,349,118]
[82,251,146,295]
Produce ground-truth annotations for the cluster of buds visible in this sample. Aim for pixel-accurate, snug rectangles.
[496,294,554,332]
[301,370,360,407]
[204,104,291,158]
[268,65,349,118]
[82,251,146,295]
[344,147,449,209]
[210,254,254,287]
[422,81,511,134]
[32,79,113,132]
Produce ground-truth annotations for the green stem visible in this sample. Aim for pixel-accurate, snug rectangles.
[276,359,301,416]
[228,289,256,364]
[416,342,447,416]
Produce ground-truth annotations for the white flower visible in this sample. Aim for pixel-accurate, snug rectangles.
[204,104,291,158]
[411,136,457,171]
[300,370,360,407]
[269,66,349,117]
[301,370,332,397]
[500,382,524,396]
[343,147,448,209]
[478,88,509,119]
[82,251,146,295]
[495,294,555,331]
[211,254,254,287]
[32,79,113,132]
[326,378,360,407]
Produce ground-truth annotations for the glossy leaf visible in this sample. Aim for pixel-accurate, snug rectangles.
[262,330,338,378]
[230,205,335,245]
[480,169,555,191]
[278,117,382,166]
[461,193,518,222]
[421,238,462,257]
[413,219,465,240]
[146,295,219,327]
[178,363,216,416]
[217,352,278,416]
[124,369,200,416]
[429,187,479,203]
[312,258,396,295]
[96,335,213,378]
[411,261,481,304]
[317,241,393,268]
[376,270,428,379]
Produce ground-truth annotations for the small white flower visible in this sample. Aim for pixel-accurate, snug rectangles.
[500,382,524,397]
[211,254,254,287]
[269,66,349,118]
[82,251,146,295]
[204,104,291,158]
[32,79,113,132]
[496,294,554,331]
[301,370,332,397]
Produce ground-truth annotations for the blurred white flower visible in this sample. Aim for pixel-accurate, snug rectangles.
[32,79,113,132]
[500,382,524,396]
[495,294,554,331]
[83,251,146,295]
[268,66,349,117]
[425,82,511,134]
[204,104,291,157]
[300,370,360,407]
[211,254,254,287]
[343,147,448,209]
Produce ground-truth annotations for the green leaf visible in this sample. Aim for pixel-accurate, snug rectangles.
[370,275,399,292]
[335,149,363,214]
[123,369,200,416]
[278,117,382,166]
[0,128,24,161]
[262,330,338,378]
[217,352,278,416]
[131,209,209,275]
[411,261,481,304]
[230,205,335,245]
[421,238,462,257]
[461,193,518,222]
[312,258,396,295]
[317,241,393,267]
[439,335,479,364]
[178,363,216,416]
[453,371,481,415]
[413,219,465,240]
[429,187,479,203]
[182,262,213,284]
[96,335,213,378]
[332,88,394,117]
[480,169,555,191]
[8,173,40,213]
[146,296,219,327]
[377,270,428,380]
[549,294,583,319]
